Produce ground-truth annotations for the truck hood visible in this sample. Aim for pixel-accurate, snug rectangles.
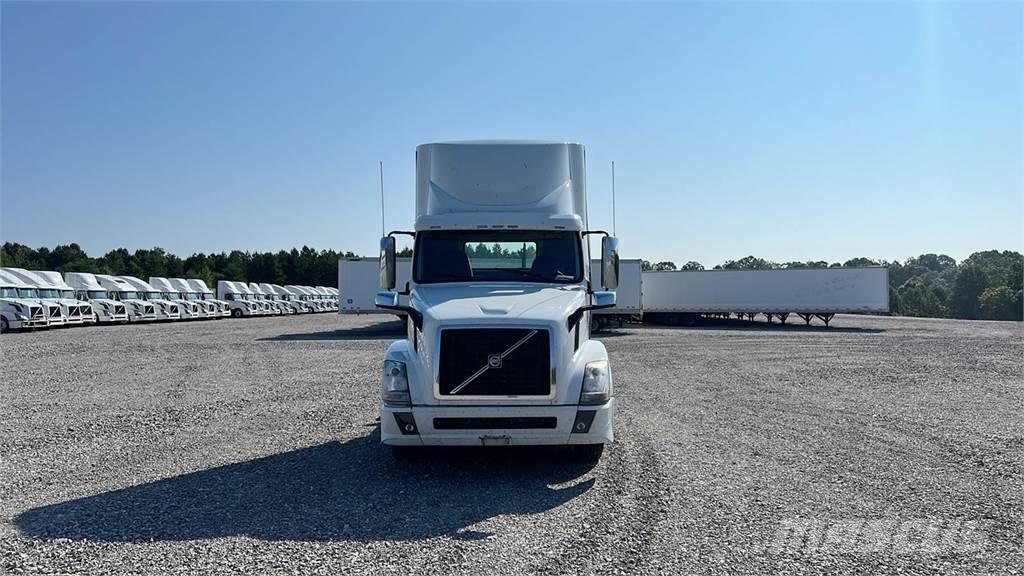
[3,298,45,308]
[411,283,587,325]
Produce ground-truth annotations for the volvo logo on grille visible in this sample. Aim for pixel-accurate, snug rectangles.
[488,354,502,368]
[448,329,540,395]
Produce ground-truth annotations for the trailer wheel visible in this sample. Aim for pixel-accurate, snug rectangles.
[573,443,605,462]
[1,317,9,334]
[390,445,420,461]
[231,309,243,318]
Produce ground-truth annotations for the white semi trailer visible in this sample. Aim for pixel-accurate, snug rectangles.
[0,273,48,332]
[63,272,130,324]
[641,267,889,325]
[119,276,181,321]
[187,279,232,317]
[2,267,91,325]
[374,141,620,461]
[589,259,642,327]
[338,258,412,314]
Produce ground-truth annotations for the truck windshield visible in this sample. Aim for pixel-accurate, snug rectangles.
[414,230,583,284]
[185,293,198,300]
[202,292,214,300]
[1,287,18,298]
[146,291,162,300]
[39,289,61,298]
[164,293,180,300]
[61,290,75,298]
[18,288,40,298]
[87,290,108,299]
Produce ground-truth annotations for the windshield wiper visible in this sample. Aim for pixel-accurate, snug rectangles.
[505,269,573,283]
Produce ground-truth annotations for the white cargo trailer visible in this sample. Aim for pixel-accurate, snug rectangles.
[641,267,889,325]
[589,259,641,326]
[338,258,412,314]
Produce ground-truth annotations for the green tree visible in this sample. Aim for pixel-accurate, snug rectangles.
[680,261,704,271]
[950,264,988,319]
[978,286,1019,320]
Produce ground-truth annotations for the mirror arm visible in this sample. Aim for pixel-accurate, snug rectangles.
[566,302,616,331]
[375,303,423,330]
[581,230,609,238]
[387,230,415,238]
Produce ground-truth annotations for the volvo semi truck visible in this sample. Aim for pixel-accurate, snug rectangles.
[263,283,306,314]
[374,141,619,461]
[94,275,157,321]
[63,272,130,324]
[148,277,201,320]
[2,267,90,325]
[167,278,220,318]
[217,281,259,317]
[0,269,65,326]
[118,276,181,321]
[186,279,232,317]
[36,271,103,324]
[0,273,48,332]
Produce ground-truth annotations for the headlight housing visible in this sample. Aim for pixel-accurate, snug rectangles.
[382,359,410,406]
[580,360,612,405]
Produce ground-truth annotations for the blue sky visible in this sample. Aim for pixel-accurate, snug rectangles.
[2,1,1021,266]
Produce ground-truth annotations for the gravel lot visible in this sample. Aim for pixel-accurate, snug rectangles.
[1,313,1021,575]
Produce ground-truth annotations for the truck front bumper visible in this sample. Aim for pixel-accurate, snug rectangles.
[380,400,614,446]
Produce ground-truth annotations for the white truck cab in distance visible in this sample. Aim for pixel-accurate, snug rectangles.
[0,273,48,332]
[2,267,90,325]
[118,276,181,321]
[375,141,620,462]
[217,281,258,317]
[94,274,157,321]
[168,277,219,319]
[149,277,201,320]
[62,272,130,324]
[0,268,66,326]
[187,279,231,317]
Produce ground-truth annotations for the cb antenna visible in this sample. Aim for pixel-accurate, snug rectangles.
[611,161,617,236]
[379,161,385,236]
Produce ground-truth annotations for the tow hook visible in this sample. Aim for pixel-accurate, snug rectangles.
[480,435,511,446]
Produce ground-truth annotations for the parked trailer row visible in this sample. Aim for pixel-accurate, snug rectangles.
[336,259,889,327]
[0,267,338,332]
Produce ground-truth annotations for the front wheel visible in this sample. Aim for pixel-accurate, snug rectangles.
[573,444,605,463]
[231,309,243,318]
[1,316,9,334]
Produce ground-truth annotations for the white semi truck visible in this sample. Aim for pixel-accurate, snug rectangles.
[119,276,181,321]
[0,268,66,326]
[2,267,91,325]
[62,272,130,324]
[36,271,106,324]
[249,283,286,315]
[0,273,48,332]
[186,279,232,317]
[264,283,306,314]
[149,277,201,320]
[374,141,620,461]
[94,274,157,321]
[167,278,220,319]
[217,281,259,317]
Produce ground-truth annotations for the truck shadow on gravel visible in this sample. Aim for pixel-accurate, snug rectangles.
[14,431,596,542]
[261,319,407,341]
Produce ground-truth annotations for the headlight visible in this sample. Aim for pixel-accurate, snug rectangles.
[382,360,410,406]
[580,360,612,405]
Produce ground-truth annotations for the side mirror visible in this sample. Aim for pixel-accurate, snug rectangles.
[375,291,399,308]
[592,290,616,308]
[601,236,620,290]
[379,236,396,290]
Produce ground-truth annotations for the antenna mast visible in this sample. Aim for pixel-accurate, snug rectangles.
[611,161,617,236]
[379,161,385,236]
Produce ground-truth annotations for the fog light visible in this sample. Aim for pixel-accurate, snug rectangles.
[572,410,597,434]
[393,412,418,435]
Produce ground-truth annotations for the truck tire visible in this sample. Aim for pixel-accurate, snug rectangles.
[231,309,243,318]
[390,445,420,461]
[573,443,605,463]
[1,316,8,334]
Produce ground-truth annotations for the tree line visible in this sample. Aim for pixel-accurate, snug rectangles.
[2,242,1020,321]
[0,242,355,289]
[642,251,1023,321]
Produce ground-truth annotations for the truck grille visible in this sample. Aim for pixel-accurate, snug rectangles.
[438,328,551,396]
[31,307,43,318]
[114,305,125,315]
[48,306,61,318]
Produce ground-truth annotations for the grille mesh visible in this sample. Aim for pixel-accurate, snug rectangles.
[438,328,550,396]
